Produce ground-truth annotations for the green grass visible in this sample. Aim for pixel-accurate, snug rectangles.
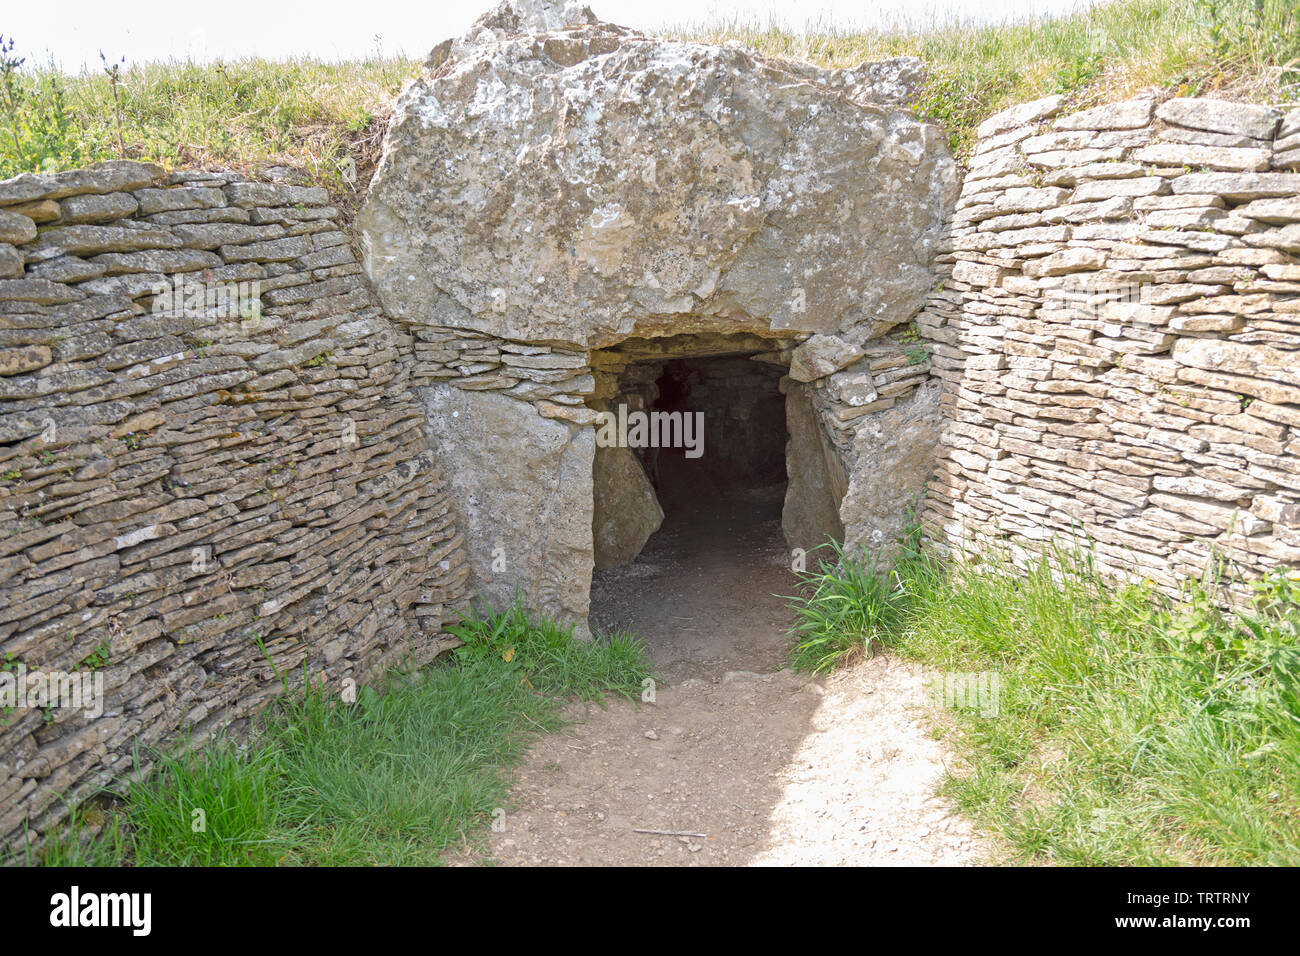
[784,537,912,673]
[15,605,651,866]
[0,36,414,191]
[2,0,1296,184]
[785,536,1300,865]
[680,0,1300,156]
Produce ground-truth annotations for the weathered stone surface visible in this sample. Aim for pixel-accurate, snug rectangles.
[1171,172,1300,200]
[1281,108,1300,142]
[995,186,1070,212]
[0,346,52,375]
[789,335,865,382]
[0,161,164,205]
[842,380,941,563]
[0,209,37,245]
[59,192,139,224]
[224,182,330,208]
[422,383,593,630]
[1274,147,1300,171]
[0,243,21,279]
[782,383,846,553]
[90,249,223,275]
[827,363,880,406]
[1072,177,1166,202]
[1024,247,1105,276]
[1056,98,1154,131]
[976,94,1064,138]
[7,199,60,223]
[0,278,82,303]
[592,441,663,570]
[24,225,183,261]
[1132,143,1271,172]
[134,187,225,215]
[1236,197,1300,223]
[1245,223,1300,253]
[1156,98,1281,140]
[1172,338,1300,387]
[359,0,957,349]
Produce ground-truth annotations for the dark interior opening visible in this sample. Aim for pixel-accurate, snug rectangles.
[640,356,787,520]
[590,350,794,677]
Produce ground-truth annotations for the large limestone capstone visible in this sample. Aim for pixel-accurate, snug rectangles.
[422,384,594,629]
[358,0,958,350]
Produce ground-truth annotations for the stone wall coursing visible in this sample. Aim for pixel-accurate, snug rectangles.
[0,161,469,853]
[924,94,1300,591]
[786,331,943,561]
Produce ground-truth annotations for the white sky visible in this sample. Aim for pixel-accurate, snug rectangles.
[7,0,1099,71]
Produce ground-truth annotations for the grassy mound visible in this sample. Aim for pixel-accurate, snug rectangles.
[2,0,1296,187]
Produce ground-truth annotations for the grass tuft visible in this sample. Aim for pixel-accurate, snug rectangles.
[783,538,911,673]
[679,0,1300,157]
[0,38,414,192]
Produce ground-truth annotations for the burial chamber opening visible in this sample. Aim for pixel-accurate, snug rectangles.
[588,339,798,674]
[644,356,787,519]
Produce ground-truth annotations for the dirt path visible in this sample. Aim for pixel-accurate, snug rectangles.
[463,472,990,866]
[588,475,795,682]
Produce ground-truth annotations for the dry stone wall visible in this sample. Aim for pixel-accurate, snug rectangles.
[0,160,468,853]
[924,94,1300,592]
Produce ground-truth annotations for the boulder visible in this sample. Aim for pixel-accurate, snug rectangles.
[840,380,942,564]
[359,0,958,350]
[422,384,595,631]
[592,441,663,570]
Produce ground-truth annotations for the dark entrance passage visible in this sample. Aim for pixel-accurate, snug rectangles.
[644,357,787,520]
[589,350,797,679]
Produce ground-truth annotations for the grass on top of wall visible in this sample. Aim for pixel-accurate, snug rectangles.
[679,0,1300,156]
[15,606,651,867]
[785,535,1300,865]
[2,0,1297,188]
[0,38,413,196]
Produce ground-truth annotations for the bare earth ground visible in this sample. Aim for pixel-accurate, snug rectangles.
[458,473,991,866]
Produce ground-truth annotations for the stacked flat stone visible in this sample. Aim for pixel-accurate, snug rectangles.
[411,325,593,413]
[924,96,1300,594]
[0,161,469,854]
